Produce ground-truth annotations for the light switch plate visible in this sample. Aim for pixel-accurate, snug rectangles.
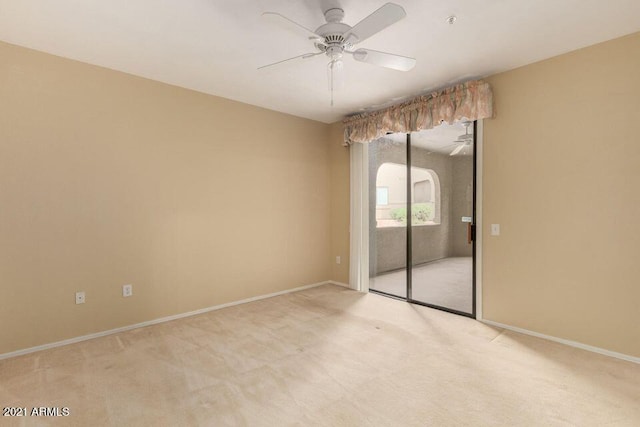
[491,224,500,236]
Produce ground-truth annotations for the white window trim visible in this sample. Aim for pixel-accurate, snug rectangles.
[475,120,484,320]
[349,142,369,292]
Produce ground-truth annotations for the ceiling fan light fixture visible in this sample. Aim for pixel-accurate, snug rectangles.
[326,44,344,60]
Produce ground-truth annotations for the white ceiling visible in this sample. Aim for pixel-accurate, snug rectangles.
[1,1,639,123]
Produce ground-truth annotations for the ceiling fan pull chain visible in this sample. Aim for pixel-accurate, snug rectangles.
[330,67,334,106]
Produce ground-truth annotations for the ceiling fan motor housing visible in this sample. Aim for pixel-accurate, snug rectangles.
[316,22,351,38]
[317,27,350,58]
[323,8,344,23]
[316,8,351,60]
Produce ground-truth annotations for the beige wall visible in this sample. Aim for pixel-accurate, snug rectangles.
[0,41,332,355]
[483,31,640,357]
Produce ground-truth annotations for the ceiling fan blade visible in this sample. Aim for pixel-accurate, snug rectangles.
[343,3,406,45]
[450,144,465,156]
[258,52,322,70]
[351,48,416,71]
[262,12,322,40]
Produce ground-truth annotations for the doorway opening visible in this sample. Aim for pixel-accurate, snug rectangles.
[368,121,477,317]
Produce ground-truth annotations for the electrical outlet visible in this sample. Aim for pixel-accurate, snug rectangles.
[122,284,133,297]
[75,291,85,305]
[336,256,341,264]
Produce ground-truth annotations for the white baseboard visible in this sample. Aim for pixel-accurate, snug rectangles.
[0,280,332,361]
[328,280,351,289]
[480,319,639,364]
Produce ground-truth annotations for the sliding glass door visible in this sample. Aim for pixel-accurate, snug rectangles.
[368,135,407,298]
[368,121,476,317]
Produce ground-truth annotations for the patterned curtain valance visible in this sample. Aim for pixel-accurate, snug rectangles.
[342,80,493,145]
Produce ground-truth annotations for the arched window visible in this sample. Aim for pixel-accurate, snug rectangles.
[375,163,441,228]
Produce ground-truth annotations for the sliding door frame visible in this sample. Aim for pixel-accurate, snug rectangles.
[349,120,484,319]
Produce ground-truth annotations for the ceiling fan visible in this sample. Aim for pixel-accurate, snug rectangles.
[259,3,416,105]
[449,121,473,156]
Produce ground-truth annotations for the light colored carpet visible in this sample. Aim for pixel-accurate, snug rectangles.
[371,257,473,313]
[1,284,638,426]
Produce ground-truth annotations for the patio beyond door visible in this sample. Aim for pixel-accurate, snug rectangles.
[368,121,476,317]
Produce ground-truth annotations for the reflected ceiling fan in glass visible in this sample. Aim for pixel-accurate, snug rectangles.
[449,121,473,156]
